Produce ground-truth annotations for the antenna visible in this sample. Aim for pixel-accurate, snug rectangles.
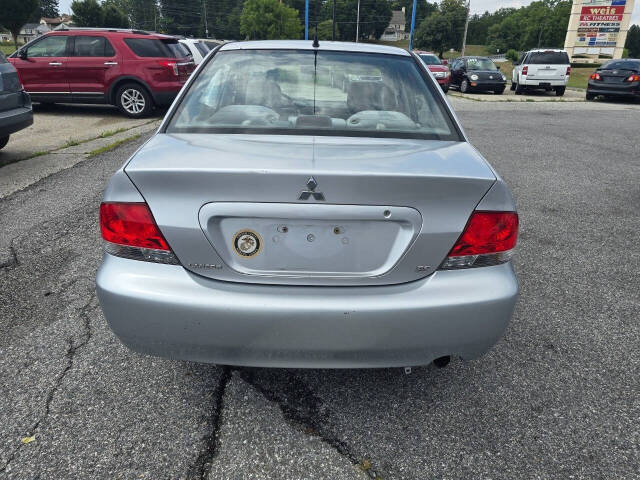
[312,27,319,48]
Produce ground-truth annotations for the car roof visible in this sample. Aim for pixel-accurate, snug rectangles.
[220,40,410,56]
[526,49,567,53]
[46,29,173,39]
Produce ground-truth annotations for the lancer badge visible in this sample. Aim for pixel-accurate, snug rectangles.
[298,177,325,201]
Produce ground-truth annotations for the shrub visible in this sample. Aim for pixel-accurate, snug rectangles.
[506,49,519,62]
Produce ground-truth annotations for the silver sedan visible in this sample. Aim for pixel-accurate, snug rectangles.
[96,40,519,368]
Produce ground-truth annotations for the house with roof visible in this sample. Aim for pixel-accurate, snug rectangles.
[40,15,74,31]
[381,9,408,41]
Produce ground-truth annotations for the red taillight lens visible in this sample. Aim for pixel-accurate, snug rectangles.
[158,60,179,76]
[566,66,571,76]
[100,202,170,250]
[625,74,640,82]
[448,211,519,257]
[590,72,601,81]
[522,66,528,75]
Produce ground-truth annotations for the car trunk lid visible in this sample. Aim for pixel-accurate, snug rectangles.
[125,134,496,286]
[598,68,636,84]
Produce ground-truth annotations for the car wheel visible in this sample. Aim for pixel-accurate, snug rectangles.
[515,82,524,95]
[442,85,449,94]
[586,92,595,101]
[116,83,153,118]
[0,135,9,150]
[555,86,566,97]
[510,82,516,91]
[460,79,470,93]
[494,88,505,95]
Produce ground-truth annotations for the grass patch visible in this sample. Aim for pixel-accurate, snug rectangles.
[99,127,128,138]
[63,139,81,148]
[0,44,17,55]
[87,134,141,157]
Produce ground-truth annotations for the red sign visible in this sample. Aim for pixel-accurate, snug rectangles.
[580,14,623,21]
[580,6,625,15]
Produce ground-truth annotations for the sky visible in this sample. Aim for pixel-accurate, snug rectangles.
[57,0,640,25]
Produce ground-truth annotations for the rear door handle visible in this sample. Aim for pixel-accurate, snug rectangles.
[104,62,118,66]
[49,62,62,66]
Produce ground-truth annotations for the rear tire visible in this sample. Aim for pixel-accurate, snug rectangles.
[441,85,449,94]
[515,82,524,95]
[586,92,595,101]
[460,79,470,93]
[510,82,516,91]
[116,83,153,118]
[0,135,9,150]
[555,86,566,97]
[494,87,505,95]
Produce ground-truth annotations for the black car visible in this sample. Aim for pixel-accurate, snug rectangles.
[449,56,507,94]
[586,59,640,101]
[0,51,33,150]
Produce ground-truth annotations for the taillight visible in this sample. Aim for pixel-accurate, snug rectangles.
[625,74,640,82]
[590,72,601,81]
[100,202,179,264]
[158,60,179,76]
[522,66,528,75]
[566,66,571,76]
[440,211,518,270]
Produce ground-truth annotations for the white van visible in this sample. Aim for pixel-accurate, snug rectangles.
[178,38,210,65]
[511,49,571,96]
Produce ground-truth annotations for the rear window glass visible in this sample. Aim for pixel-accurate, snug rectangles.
[124,38,188,58]
[602,60,640,70]
[167,49,460,141]
[419,54,441,65]
[73,36,115,57]
[195,42,209,56]
[528,51,569,64]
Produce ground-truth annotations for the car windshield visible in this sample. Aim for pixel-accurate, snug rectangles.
[419,54,441,65]
[528,51,569,64]
[167,49,458,140]
[466,58,497,71]
[602,60,640,71]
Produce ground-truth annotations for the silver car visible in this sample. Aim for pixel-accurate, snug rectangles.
[97,41,519,368]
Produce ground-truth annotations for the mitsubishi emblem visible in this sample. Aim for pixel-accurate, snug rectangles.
[298,177,325,201]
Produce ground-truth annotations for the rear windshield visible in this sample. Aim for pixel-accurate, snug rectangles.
[602,60,640,71]
[167,49,460,140]
[195,42,209,56]
[528,51,569,64]
[124,38,189,58]
[467,58,497,71]
[419,54,441,65]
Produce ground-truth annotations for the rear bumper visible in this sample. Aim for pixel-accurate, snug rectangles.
[587,81,639,97]
[521,78,567,87]
[97,254,519,368]
[0,101,33,137]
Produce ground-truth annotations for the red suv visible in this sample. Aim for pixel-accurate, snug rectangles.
[8,28,195,118]
[414,51,451,93]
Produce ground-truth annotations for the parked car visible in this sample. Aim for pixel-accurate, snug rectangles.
[511,49,570,96]
[586,59,640,101]
[8,28,195,118]
[200,39,224,50]
[449,56,506,94]
[414,50,450,92]
[97,41,519,369]
[0,51,33,150]
[178,38,210,64]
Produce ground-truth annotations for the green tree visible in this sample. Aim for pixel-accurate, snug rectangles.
[40,0,61,18]
[71,0,104,27]
[240,0,303,40]
[160,0,203,36]
[0,0,39,49]
[315,19,338,40]
[624,24,640,58]
[101,3,129,27]
[414,12,451,57]
[320,0,391,42]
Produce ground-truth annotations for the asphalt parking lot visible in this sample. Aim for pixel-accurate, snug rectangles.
[1,98,638,479]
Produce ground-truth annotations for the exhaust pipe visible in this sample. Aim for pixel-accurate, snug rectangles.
[433,356,450,368]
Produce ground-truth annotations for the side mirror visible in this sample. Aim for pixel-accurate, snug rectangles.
[19,49,28,60]
[496,65,501,70]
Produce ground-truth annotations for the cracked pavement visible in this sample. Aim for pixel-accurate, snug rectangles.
[1,99,639,479]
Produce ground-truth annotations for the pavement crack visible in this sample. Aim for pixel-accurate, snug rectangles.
[187,366,232,480]
[0,297,95,474]
[238,369,382,479]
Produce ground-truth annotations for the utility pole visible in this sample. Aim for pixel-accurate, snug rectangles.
[461,0,470,57]
[356,0,361,42]
[332,0,336,41]
[203,0,209,38]
[305,0,309,40]
[409,0,417,51]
